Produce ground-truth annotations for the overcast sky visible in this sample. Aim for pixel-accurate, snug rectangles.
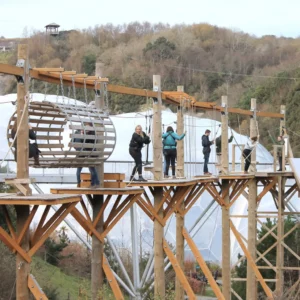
[1,0,300,38]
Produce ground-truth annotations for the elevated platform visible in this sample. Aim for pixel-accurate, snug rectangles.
[0,193,81,205]
[50,187,143,195]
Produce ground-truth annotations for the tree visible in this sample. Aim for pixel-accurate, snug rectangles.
[82,54,96,75]
[232,217,300,299]
[44,228,70,266]
[143,36,176,62]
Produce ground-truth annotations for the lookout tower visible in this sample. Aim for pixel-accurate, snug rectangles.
[45,23,60,36]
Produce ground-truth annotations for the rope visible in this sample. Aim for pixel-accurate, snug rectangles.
[0,93,30,167]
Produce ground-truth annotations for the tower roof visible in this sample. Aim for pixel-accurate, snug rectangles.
[45,23,60,28]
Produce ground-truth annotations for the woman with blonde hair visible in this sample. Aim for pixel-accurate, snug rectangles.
[129,125,151,181]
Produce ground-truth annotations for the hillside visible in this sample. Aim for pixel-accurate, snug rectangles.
[1,22,300,153]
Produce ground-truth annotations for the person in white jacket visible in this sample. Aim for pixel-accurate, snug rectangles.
[242,136,258,173]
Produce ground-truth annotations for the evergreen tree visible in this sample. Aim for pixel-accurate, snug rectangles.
[232,217,300,299]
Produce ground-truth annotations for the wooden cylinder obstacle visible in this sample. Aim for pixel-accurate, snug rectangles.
[7,101,116,168]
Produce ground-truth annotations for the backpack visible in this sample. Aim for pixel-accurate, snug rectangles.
[162,132,177,147]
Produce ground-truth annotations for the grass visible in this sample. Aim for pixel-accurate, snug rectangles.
[31,257,115,299]
[0,52,13,64]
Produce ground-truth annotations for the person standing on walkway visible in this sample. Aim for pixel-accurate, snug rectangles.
[202,129,214,175]
[129,125,151,181]
[162,126,186,179]
[276,135,285,171]
[242,136,258,174]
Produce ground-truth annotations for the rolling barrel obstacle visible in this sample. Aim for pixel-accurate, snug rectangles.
[7,101,116,168]
[0,44,300,300]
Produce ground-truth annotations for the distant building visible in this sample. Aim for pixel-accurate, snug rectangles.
[0,40,15,52]
[45,23,60,36]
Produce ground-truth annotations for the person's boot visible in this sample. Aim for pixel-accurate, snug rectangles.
[34,155,40,166]
[130,175,138,182]
[138,175,147,182]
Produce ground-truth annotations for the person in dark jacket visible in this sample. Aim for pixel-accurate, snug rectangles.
[162,126,185,178]
[75,123,100,188]
[215,134,234,173]
[276,136,285,171]
[202,129,214,175]
[11,122,40,165]
[129,125,151,181]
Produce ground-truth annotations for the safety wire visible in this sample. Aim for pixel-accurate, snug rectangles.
[59,72,65,104]
[83,79,88,105]
[44,81,48,101]
[72,76,77,106]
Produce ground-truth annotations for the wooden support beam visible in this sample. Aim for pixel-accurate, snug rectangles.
[221,179,231,299]
[16,43,31,300]
[276,176,284,297]
[176,85,185,178]
[183,229,225,300]
[0,227,31,263]
[250,98,257,172]
[221,96,229,174]
[247,178,258,300]
[230,221,274,299]
[0,63,285,118]
[153,75,163,180]
[102,256,124,300]
[153,187,165,298]
[29,202,77,257]
[163,238,196,300]
[28,274,48,300]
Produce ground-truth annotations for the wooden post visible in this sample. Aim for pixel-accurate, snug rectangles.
[222,179,231,299]
[15,44,31,300]
[154,187,165,298]
[279,105,286,137]
[91,63,105,299]
[221,97,230,299]
[246,178,257,300]
[276,176,284,297]
[175,85,185,300]
[221,96,229,174]
[232,144,236,172]
[152,75,163,181]
[152,75,165,298]
[176,85,184,178]
[250,98,257,172]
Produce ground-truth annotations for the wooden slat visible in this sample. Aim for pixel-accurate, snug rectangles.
[28,274,48,300]
[31,127,64,132]
[102,256,124,300]
[29,111,66,118]
[36,144,64,149]
[70,134,116,141]
[70,143,114,149]
[105,173,125,181]
[183,228,225,300]
[69,125,115,132]
[51,187,143,196]
[0,227,31,263]
[33,67,64,72]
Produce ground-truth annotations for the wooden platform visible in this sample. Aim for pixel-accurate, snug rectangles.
[127,178,217,187]
[0,193,81,205]
[51,187,143,195]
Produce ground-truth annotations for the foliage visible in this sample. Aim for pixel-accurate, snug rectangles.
[232,217,300,299]
[187,277,206,294]
[42,285,59,300]
[0,242,16,300]
[44,227,70,266]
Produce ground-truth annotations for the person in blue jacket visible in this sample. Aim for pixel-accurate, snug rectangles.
[162,126,186,179]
